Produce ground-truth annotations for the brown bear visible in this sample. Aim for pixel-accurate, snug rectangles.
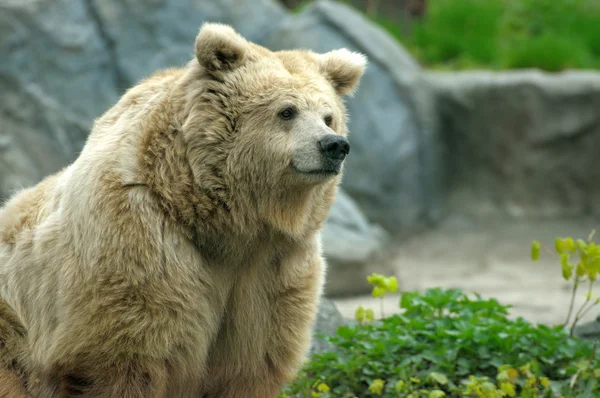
[0,23,366,397]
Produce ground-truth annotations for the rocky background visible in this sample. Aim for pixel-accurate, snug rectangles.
[2,0,600,342]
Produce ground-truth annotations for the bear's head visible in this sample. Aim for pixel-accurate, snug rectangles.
[171,23,366,237]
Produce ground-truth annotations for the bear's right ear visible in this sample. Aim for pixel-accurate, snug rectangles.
[195,23,248,73]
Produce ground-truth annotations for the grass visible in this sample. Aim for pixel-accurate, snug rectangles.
[380,0,600,72]
[290,0,600,72]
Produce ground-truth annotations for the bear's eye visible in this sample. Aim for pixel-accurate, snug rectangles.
[324,114,333,127]
[279,107,296,121]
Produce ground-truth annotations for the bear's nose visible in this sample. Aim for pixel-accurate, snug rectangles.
[319,135,350,161]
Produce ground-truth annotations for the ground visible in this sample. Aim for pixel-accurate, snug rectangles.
[333,215,600,327]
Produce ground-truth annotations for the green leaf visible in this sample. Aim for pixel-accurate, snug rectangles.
[560,253,573,281]
[428,390,446,398]
[355,306,366,323]
[335,326,355,339]
[385,276,399,293]
[366,273,386,288]
[555,237,576,255]
[532,240,541,260]
[372,286,387,298]
[428,372,449,385]
[565,237,576,252]
[555,238,566,254]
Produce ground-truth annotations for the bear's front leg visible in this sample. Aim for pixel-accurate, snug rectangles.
[239,256,325,398]
[268,255,324,382]
[0,299,29,397]
[204,255,323,398]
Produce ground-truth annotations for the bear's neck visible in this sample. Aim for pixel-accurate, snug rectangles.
[139,110,237,240]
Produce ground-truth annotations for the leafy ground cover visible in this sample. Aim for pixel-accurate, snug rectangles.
[292,0,600,72]
[380,0,600,72]
[280,232,600,397]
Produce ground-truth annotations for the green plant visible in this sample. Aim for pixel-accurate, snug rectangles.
[409,0,505,67]
[500,34,592,72]
[288,0,600,71]
[531,230,600,336]
[380,0,600,72]
[361,273,399,319]
[280,286,600,397]
[497,0,600,71]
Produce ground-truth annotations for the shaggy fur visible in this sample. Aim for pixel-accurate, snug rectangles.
[0,23,366,397]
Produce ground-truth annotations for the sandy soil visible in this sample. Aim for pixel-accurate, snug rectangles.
[333,215,600,328]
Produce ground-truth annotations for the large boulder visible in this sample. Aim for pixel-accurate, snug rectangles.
[310,298,346,354]
[0,0,120,199]
[573,314,600,341]
[321,190,392,297]
[89,0,287,87]
[428,70,600,218]
[264,0,442,235]
[0,76,91,199]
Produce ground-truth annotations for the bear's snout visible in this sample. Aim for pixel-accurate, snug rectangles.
[318,134,350,162]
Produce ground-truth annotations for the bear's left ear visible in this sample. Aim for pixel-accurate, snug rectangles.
[195,23,248,73]
[319,49,367,96]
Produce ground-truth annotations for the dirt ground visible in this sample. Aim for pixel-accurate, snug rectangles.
[333,215,600,328]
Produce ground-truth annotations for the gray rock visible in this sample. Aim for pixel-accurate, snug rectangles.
[0,76,90,198]
[0,0,119,200]
[0,0,120,120]
[264,0,442,234]
[321,190,392,297]
[572,314,600,341]
[90,0,287,88]
[310,298,346,354]
[428,70,600,218]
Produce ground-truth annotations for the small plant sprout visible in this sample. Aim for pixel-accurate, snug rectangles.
[531,229,600,336]
[355,305,375,324]
[366,273,399,318]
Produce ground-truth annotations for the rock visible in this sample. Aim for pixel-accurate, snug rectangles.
[0,0,120,121]
[0,0,120,200]
[321,190,392,297]
[427,70,600,219]
[572,314,600,341]
[264,0,442,235]
[89,0,287,88]
[0,0,121,120]
[0,76,90,199]
[310,298,346,354]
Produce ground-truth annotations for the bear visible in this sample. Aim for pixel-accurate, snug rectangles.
[0,22,366,397]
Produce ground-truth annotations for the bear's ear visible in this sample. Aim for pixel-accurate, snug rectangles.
[195,23,248,73]
[318,49,367,96]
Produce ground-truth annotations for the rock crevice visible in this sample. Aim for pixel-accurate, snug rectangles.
[83,0,130,93]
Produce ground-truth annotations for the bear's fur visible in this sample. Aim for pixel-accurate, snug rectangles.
[0,23,366,397]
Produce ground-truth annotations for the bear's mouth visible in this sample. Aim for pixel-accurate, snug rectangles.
[304,169,338,176]
[291,164,340,179]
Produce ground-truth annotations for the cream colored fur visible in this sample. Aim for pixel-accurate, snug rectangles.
[0,23,366,397]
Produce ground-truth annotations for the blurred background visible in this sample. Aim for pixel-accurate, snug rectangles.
[1,0,600,328]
